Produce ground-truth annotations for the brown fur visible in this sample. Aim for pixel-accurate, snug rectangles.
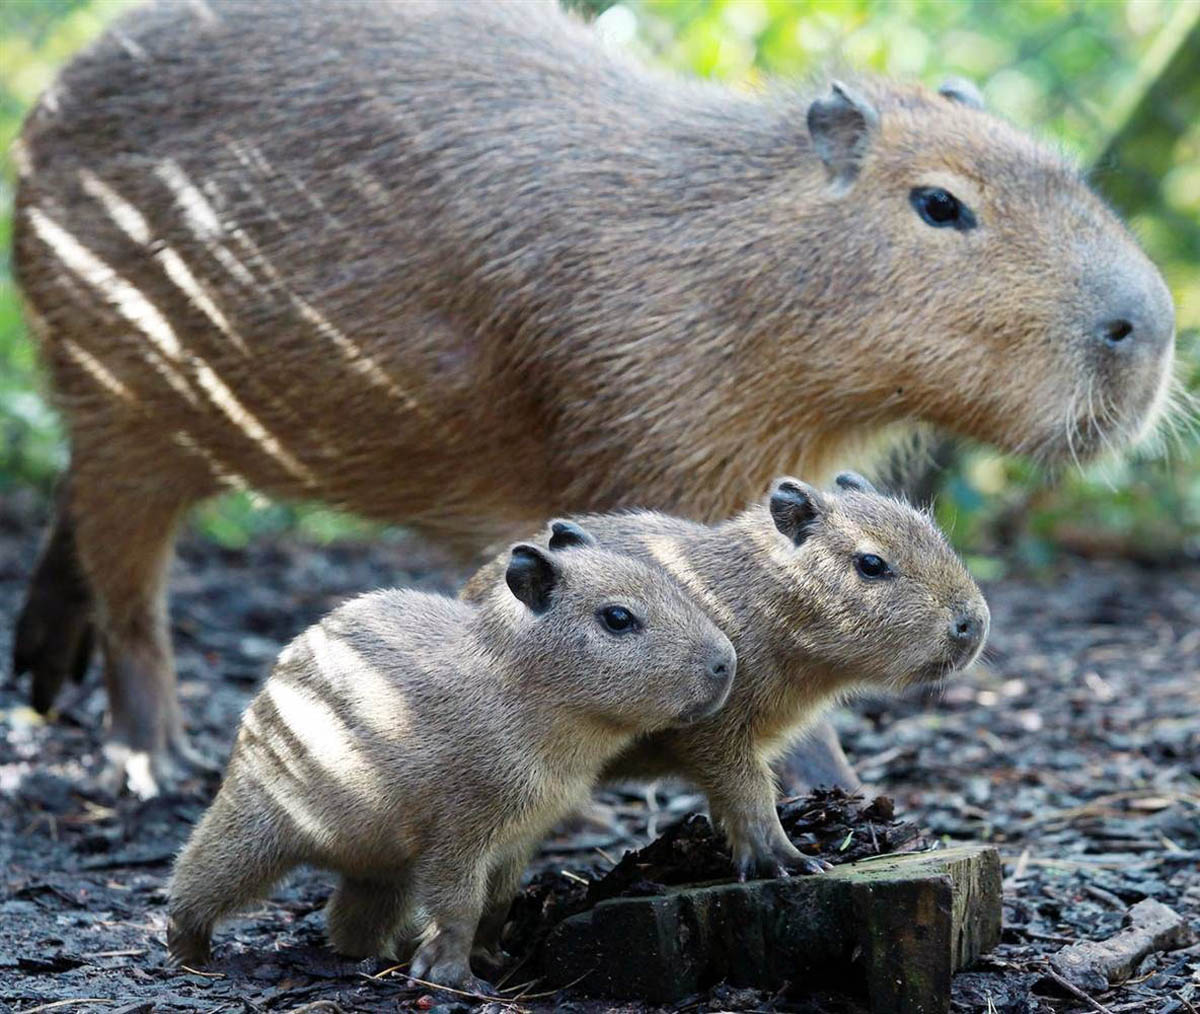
[166,535,735,990]
[462,475,988,879]
[11,0,1172,790]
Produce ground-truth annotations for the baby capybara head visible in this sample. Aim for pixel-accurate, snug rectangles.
[765,472,988,688]
[797,77,1174,464]
[497,522,735,728]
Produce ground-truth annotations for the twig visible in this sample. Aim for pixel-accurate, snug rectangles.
[517,969,593,999]
[494,949,533,989]
[1083,884,1127,910]
[19,1002,111,1014]
[79,948,147,959]
[361,966,527,1009]
[363,961,408,980]
[401,973,528,1008]
[559,869,589,885]
[1044,967,1116,1014]
[180,964,225,978]
[500,977,538,996]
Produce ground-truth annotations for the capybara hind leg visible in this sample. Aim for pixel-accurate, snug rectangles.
[168,798,294,966]
[13,480,96,714]
[325,875,414,959]
[70,470,200,797]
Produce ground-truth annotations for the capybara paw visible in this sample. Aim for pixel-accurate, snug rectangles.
[790,854,832,875]
[99,743,162,799]
[100,735,214,799]
[733,839,827,881]
[166,919,212,968]
[410,946,492,994]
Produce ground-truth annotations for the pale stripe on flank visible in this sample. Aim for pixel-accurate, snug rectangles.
[193,363,315,485]
[29,206,312,485]
[172,430,249,490]
[82,171,249,354]
[155,159,223,240]
[27,207,180,358]
[62,340,136,403]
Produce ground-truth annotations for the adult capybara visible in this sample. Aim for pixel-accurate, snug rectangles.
[12,1,1174,793]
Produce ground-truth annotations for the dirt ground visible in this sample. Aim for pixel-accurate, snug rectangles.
[1,488,1198,1014]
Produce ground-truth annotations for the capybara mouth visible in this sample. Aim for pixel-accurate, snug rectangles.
[674,688,731,726]
[909,657,962,686]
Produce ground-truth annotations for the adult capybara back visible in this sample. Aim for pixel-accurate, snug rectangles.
[12,0,1175,793]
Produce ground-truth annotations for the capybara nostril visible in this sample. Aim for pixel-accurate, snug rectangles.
[949,611,985,663]
[1100,318,1133,345]
[707,644,736,683]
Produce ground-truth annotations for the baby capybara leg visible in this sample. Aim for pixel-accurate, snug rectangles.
[325,875,414,959]
[13,477,96,714]
[168,795,293,966]
[69,464,204,797]
[409,859,491,993]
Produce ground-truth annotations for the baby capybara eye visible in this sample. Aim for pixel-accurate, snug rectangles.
[910,186,976,230]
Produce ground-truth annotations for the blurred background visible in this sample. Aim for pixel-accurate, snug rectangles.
[2,0,1198,572]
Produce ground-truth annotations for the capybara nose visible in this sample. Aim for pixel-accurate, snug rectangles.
[707,644,736,684]
[949,611,985,663]
[1094,274,1175,355]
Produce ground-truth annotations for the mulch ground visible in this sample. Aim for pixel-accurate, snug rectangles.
[1,488,1198,1014]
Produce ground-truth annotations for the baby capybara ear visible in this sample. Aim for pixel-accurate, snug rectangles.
[834,471,878,495]
[938,76,985,110]
[548,520,596,551]
[769,477,824,546]
[506,544,561,614]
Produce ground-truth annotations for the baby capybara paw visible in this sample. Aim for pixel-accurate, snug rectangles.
[166,917,212,968]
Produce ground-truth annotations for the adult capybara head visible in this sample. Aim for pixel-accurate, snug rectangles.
[797,77,1175,464]
[494,523,735,728]
[766,472,989,688]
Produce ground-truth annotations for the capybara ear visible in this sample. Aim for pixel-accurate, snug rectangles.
[834,471,878,495]
[548,520,596,551]
[506,544,561,614]
[806,80,879,191]
[938,76,984,110]
[769,478,824,546]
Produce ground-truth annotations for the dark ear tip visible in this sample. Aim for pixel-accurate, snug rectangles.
[548,519,595,550]
[509,543,540,563]
[938,76,984,110]
[834,471,878,494]
[771,479,805,501]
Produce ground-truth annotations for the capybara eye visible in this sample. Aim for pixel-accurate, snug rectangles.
[855,553,892,580]
[599,605,639,634]
[910,186,977,231]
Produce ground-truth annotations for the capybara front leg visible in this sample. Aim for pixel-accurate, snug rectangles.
[71,470,198,797]
[410,860,492,993]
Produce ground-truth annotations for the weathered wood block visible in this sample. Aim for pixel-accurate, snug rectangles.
[542,844,1001,1014]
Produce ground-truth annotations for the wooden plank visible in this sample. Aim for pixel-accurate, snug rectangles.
[542,844,1002,1014]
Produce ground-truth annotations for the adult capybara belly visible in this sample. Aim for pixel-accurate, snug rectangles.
[10,0,1175,793]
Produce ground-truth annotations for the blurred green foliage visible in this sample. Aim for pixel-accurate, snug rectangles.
[2,0,1197,557]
